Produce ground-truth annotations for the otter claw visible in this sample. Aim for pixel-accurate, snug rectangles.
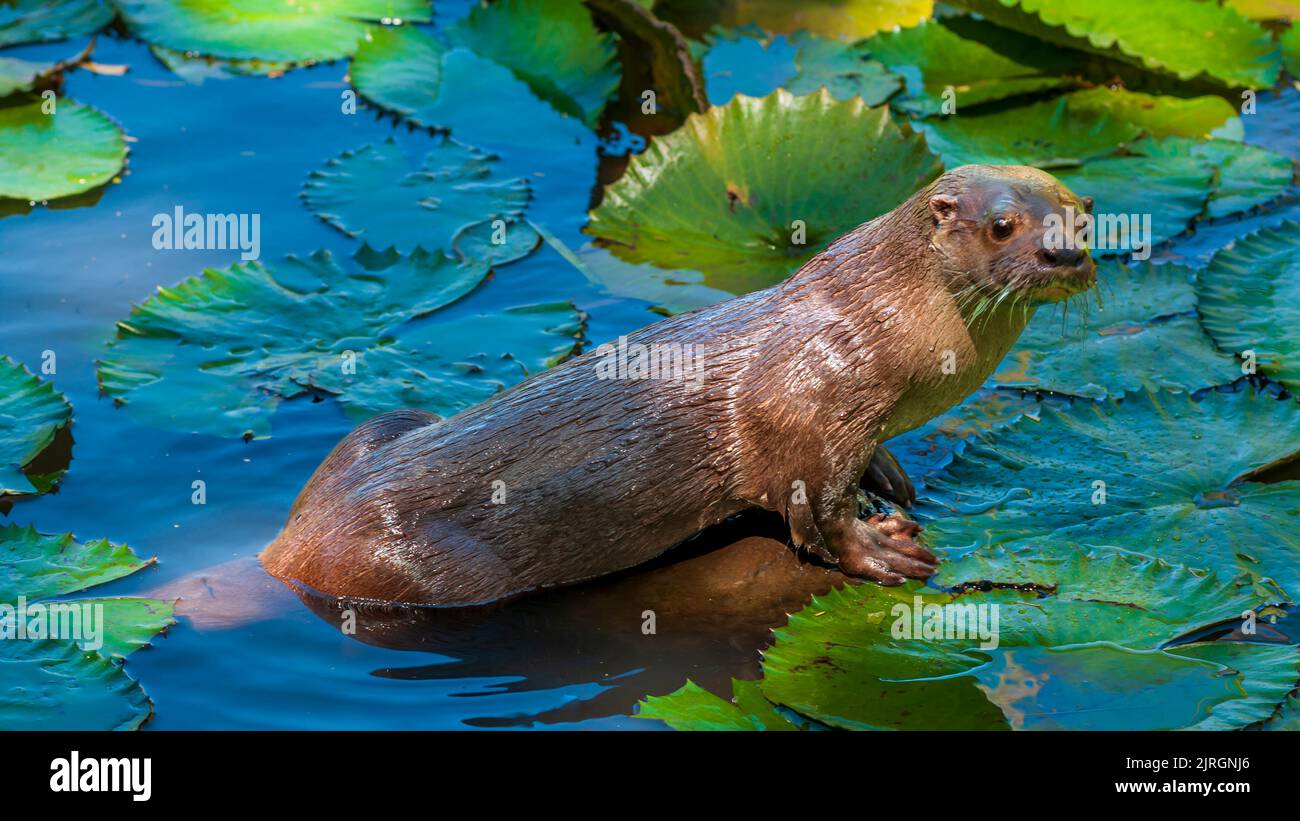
[861,446,916,508]
[837,514,936,584]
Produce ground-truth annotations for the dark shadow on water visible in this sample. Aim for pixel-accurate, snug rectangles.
[287,511,853,727]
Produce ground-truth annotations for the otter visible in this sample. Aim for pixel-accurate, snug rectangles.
[260,164,1096,606]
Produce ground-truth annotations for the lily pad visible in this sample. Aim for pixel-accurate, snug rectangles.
[0,524,174,730]
[0,96,126,201]
[862,15,1083,116]
[1064,87,1239,139]
[953,0,1281,88]
[785,34,902,106]
[694,0,932,40]
[1198,222,1300,389]
[1132,136,1295,220]
[991,259,1239,398]
[115,0,430,64]
[0,55,58,96]
[586,88,942,296]
[637,679,801,730]
[922,389,1300,600]
[1051,154,1212,247]
[0,356,72,498]
[759,550,1295,730]
[1285,24,1300,77]
[449,0,619,127]
[98,246,585,438]
[302,137,537,261]
[0,0,112,48]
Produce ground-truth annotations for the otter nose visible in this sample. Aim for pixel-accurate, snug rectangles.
[1039,246,1088,268]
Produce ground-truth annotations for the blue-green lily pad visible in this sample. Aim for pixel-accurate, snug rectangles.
[0,356,71,498]
[0,0,111,47]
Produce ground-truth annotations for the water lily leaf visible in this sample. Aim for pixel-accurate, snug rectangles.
[1227,0,1300,19]
[149,44,293,81]
[0,357,71,499]
[785,34,902,106]
[449,0,619,127]
[1064,87,1239,139]
[862,15,1083,116]
[1051,154,1211,247]
[991,259,1239,398]
[1198,222,1300,389]
[98,247,585,438]
[0,524,174,730]
[0,55,58,96]
[1285,24,1300,77]
[586,89,942,296]
[698,26,796,105]
[700,0,932,40]
[0,96,126,201]
[759,550,1294,730]
[0,0,112,47]
[637,679,801,730]
[952,0,1281,88]
[302,137,535,261]
[922,389,1300,600]
[114,0,430,64]
[1129,136,1294,220]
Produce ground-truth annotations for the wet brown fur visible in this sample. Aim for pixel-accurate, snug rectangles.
[261,165,1096,606]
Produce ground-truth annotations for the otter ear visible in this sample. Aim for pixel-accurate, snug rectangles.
[1081,195,1094,214]
[929,194,959,224]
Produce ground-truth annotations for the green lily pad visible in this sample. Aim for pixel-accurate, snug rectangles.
[115,0,430,64]
[0,55,58,96]
[302,137,537,261]
[0,96,126,201]
[1285,24,1300,77]
[0,0,112,47]
[637,679,801,730]
[862,15,1083,116]
[759,550,1295,730]
[785,34,902,106]
[0,524,174,730]
[1198,222,1300,389]
[0,357,71,499]
[1132,136,1295,220]
[150,44,293,81]
[586,88,942,296]
[922,389,1300,600]
[991,259,1239,398]
[449,0,619,127]
[1064,87,1239,139]
[953,0,1281,88]
[1051,154,1212,247]
[696,0,933,40]
[98,246,585,438]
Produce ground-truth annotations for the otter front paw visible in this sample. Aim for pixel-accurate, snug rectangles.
[834,514,936,586]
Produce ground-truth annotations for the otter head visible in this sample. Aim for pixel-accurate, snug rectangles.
[926,165,1097,307]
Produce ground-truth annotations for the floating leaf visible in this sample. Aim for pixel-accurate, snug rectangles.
[759,550,1294,730]
[690,0,933,40]
[115,0,430,64]
[98,247,585,438]
[0,0,111,47]
[1285,24,1300,77]
[785,34,902,106]
[1198,222,1300,390]
[637,679,801,730]
[149,44,293,81]
[0,55,58,96]
[1064,87,1238,139]
[0,96,126,201]
[449,0,619,127]
[1128,136,1294,219]
[922,389,1300,600]
[302,137,536,261]
[0,357,71,499]
[1052,154,1211,247]
[952,0,1281,88]
[587,89,942,296]
[862,15,1083,116]
[991,259,1239,398]
[0,524,174,730]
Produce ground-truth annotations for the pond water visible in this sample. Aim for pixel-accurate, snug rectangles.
[4,6,1299,730]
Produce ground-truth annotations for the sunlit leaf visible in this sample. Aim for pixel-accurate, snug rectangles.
[0,96,126,201]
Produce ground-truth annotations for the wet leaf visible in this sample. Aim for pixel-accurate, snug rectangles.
[0,55,58,96]
[302,137,538,262]
[97,247,585,438]
[696,0,932,40]
[922,389,1300,600]
[637,679,801,730]
[785,34,902,106]
[0,356,71,499]
[450,0,619,127]
[586,89,942,296]
[1198,222,1300,390]
[1128,136,1294,220]
[0,95,126,201]
[953,0,1281,88]
[115,0,430,64]
[0,525,148,602]
[0,0,111,47]
[991,259,1239,398]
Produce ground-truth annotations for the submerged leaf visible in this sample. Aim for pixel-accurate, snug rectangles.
[98,247,585,438]
[1198,222,1300,390]
[115,0,431,64]
[0,357,71,498]
[922,389,1300,599]
[0,96,126,201]
[586,89,942,296]
[991,259,1239,398]
[0,0,112,47]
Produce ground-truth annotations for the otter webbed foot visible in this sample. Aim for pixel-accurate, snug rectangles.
[833,514,936,586]
[860,446,916,508]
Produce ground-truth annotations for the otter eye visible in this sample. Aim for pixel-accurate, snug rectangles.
[991,217,1015,240]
